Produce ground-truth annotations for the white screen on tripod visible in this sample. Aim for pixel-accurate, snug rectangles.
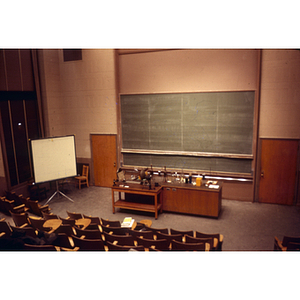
[31,135,77,184]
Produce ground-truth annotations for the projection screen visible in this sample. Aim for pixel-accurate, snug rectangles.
[31,135,77,184]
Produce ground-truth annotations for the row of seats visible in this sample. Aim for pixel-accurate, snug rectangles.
[274,236,300,251]
[1,210,224,251]
[1,191,50,217]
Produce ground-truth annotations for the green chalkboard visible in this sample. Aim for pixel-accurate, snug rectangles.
[121,91,255,174]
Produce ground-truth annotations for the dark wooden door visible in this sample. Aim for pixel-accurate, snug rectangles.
[92,134,117,187]
[258,139,298,205]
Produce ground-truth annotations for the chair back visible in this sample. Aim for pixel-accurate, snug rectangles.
[0,218,12,236]
[55,224,76,236]
[144,225,169,235]
[82,165,89,178]
[42,211,59,220]
[135,236,170,251]
[83,214,101,225]
[102,231,135,246]
[10,225,37,239]
[73,227,102,239]
[185,235,213,249]
[171,240,206,251]
[100,225,129,235]
[282,236,300,247]
[286,242,300,251]
[128,229,155,239]
[59,217,76,226]
[100,218,121,227]
[71,235,105,251]
[28,217,50,232]
[170,228,194,237]
[10,211,29,227]
[66,211,82,220]
[195,231,223,250]
[106,241,144,251]
[23,244,58,251]
[156,231,183,243]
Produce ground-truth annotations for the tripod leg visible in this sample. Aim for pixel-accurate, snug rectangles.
[58,190,74,203]
[45,191,59,205]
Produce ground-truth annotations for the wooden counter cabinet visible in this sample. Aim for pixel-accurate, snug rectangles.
[162,183,222,218]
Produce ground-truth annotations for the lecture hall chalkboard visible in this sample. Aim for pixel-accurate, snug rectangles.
[121,91,255,175]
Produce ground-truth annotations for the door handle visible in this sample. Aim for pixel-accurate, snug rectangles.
[114,162,116,167]
[261,170,264,178]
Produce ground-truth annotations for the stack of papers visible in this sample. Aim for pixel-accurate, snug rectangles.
[208,184,219,189]
[121,217,135,228]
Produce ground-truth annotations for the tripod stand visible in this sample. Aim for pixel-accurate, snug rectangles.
[45,180,74,205]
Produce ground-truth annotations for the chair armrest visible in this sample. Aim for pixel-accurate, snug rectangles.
[60,247,80,251]
[19,223,30,228]
[205,243,210,251]
[68,236,75,248]
[274,236,287,251]
[220,234,224,242]
[0,232,6,238]
[13,204,25,210]
[40,205,50,211]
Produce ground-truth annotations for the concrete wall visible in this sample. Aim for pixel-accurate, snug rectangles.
[38,49,118,160]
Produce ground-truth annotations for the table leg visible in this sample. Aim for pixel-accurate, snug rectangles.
[154,194,158,219]
[112,189,115,214]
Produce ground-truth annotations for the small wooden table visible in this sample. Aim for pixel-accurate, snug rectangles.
[112,183,163,219]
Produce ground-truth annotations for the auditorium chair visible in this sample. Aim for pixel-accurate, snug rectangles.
[28,216,51,232]
[27,199,50,217]
[73,226,102,239]
[70,235,105,251]
[23,244,59,251]
[0,218,11,237]
[143,225,169,235]
[155,231,183,244]
[9,211,29,227]
[171,239,208,251]
[59,217,76,226]
[54,224,74,236]
[102,231,135,246]
[83,214,101,225]
[195,231,223,251]
[170,228,194,241]
[128,229,155,240]
[185,235,214,251]
[9,224,38,239]
[274,236,300,251]
[106,241,145,251]
[100,225,129,235]
[66,211,82,220]
[100,218,121,227]
[0,197,27,215]
[135,236,170,251]
[42,211,59,220]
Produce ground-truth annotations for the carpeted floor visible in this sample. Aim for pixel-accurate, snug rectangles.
[2,183,299,251]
